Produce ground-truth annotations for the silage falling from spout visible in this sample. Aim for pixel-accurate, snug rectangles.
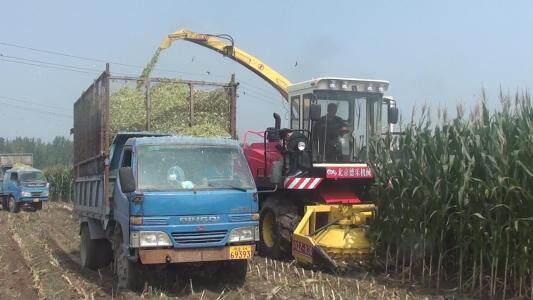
[137,47,163,89]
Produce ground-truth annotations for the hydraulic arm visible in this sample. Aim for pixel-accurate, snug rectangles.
[159,29,291,100]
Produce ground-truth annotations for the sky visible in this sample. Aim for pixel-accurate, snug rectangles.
[1,0,532,141]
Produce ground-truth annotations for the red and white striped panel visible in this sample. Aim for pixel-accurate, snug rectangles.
[284,177,323,190]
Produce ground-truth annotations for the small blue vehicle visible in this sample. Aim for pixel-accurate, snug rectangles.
[1,166,49,212]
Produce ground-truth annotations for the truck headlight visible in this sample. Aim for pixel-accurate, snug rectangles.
[42,191,49,197]
[21,191,31,197]
[228,226,257,243]
[130,231,172,248]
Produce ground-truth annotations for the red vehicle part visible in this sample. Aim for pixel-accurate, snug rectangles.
[242,131,282,180]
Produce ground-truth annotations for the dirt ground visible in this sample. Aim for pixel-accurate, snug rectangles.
[0,202,451,299]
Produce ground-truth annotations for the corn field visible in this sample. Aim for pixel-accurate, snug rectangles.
[43,165,73,202]
[369,93,533,298]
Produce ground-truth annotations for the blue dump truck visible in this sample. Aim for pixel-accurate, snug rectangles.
[73,69,257,290]
[1,165,49,212]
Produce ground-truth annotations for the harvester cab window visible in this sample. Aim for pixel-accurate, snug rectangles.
[381,101,390,134]
[311,91,353,163]
[302,94,313,130]
[290,96,301,129]
[354,98,367,158]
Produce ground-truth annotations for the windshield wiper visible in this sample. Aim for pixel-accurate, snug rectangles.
[207,183,248,192]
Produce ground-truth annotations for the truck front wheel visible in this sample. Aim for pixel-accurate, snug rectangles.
[1,197,7,210]
[219,260,247,286]
[33,202,43,210]
[113,228,142,291]
[8,196,19,213]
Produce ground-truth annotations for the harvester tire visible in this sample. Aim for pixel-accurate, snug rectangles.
[259,198,299,258]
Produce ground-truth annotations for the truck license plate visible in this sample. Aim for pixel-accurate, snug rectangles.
[229,245,252,259]
[33,198,40,203]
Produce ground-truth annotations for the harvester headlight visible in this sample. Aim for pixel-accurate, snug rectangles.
[341,81,349,90]
[228,226,256,243]
[367,85,374,92]
[328,80,337,89]
[21,191,31,197]
[378,86,385,93]
[131,231,172,248]
[297,141,306,151]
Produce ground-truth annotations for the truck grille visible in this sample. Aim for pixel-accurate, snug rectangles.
[171,230,227,244]
[31,192,41,197]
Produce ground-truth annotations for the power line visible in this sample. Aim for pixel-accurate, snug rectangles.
[0,41,216,76]
[240,89,279,106]
[1,54,103,72]
[0,57,99,75]
[240,82,281,99]
[1,41,290,116]
[0,95,70,112]
[0,98,73,118]
[1,40,287,97]
[0,41,131,66]
[0,56,137,77]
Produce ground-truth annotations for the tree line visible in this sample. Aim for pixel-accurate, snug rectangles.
[0,136,72,169]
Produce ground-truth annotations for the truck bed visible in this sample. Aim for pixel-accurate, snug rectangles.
[72,66,237,221]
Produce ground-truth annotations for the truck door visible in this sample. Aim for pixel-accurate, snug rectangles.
[7,172,19,197]
[114,147,134,237]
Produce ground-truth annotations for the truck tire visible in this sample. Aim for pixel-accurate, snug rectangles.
[259,198,300,258]
[33,202,43,210]
[113,228,142,291]
[80,224,113,270]
[1,196,7,210]
[219,260,247,286]
[8,196,19,213]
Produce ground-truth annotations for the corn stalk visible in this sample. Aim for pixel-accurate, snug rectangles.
[369,92,533,298]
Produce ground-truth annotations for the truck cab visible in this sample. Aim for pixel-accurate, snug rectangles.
[77,133,258,290]
[1,166,49,212]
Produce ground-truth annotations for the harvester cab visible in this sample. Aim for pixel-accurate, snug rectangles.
[287,77,396,162]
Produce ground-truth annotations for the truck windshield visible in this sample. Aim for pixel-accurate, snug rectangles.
[20,171,46,183]
[137,144,255,191]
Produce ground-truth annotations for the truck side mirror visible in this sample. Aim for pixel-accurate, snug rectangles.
[119,167,136,194]
[309,104,322,121]
[388,106,399,124]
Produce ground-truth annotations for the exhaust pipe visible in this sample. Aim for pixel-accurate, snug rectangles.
[273,113,281,130]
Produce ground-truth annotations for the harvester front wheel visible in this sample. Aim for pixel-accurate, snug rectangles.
[259,199,299,258]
